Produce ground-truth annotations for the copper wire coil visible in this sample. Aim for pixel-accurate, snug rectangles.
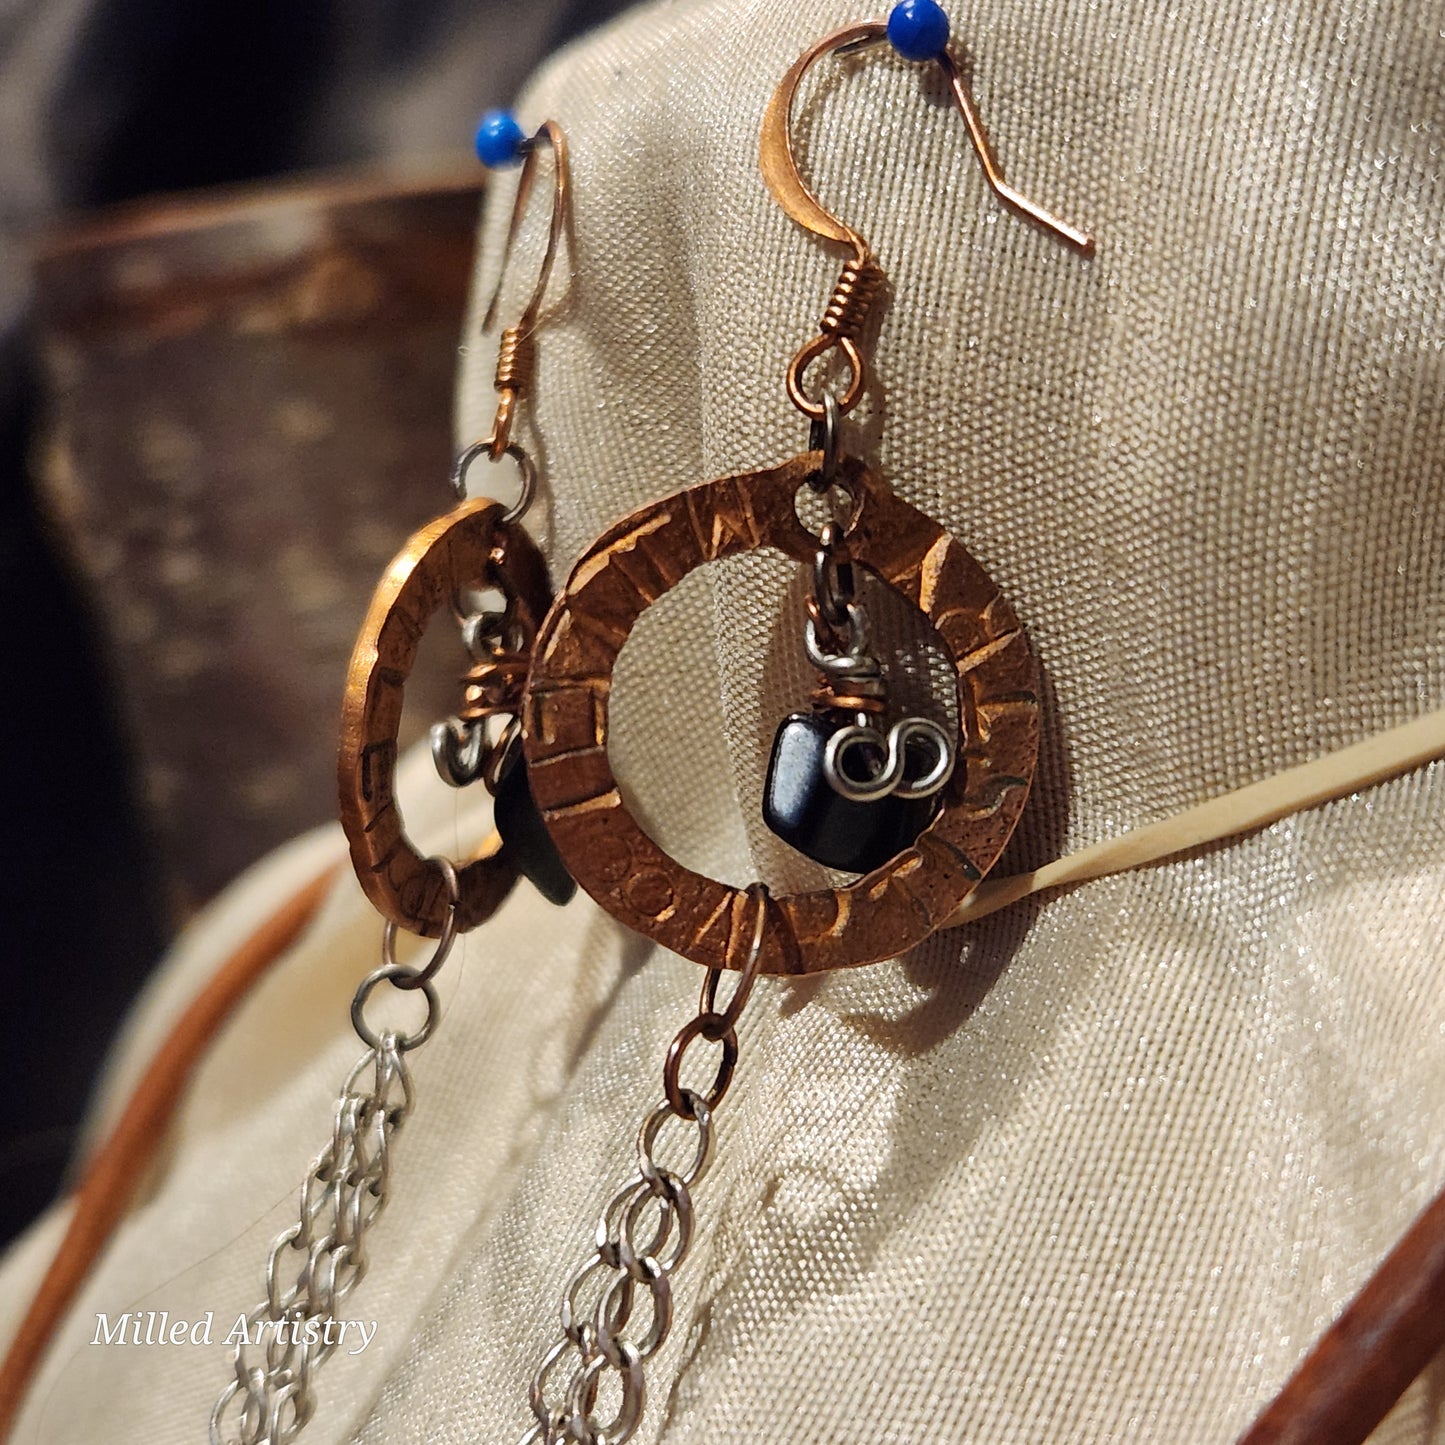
[493,325,536,394]
[819,258,884,340]
[811,682,887,715]
[457,652,529,723]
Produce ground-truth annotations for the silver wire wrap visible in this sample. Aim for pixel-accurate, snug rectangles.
[432,591,530,790]
[805,522,955,803]
[518,887,768,1445]
[210,873,457,1445]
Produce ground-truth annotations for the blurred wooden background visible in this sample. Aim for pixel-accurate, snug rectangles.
[32,170,482,916]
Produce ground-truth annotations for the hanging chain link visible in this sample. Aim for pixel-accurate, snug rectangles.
[210,866,459,1445]
[519,886,770,1445]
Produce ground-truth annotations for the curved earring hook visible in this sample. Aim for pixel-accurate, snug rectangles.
[463,119,571,476]
[482,119,571,332]
[760,19,1094,259]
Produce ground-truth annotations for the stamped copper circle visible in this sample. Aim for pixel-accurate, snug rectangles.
[339,497,551,936]
[522,453,1039,974]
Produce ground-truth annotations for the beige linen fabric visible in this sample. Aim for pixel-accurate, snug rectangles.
[5,0,1445,1439]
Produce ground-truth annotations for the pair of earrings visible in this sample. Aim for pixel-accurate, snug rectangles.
[212,4,1092,1442]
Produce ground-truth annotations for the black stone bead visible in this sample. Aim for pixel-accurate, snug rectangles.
[762,712,940,874]
[493,743,576,906]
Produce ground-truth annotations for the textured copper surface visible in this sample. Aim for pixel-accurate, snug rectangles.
[338,498,551,936]
[523,453,1039,974]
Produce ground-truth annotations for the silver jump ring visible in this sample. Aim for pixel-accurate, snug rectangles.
[807,389,842,492]
[382,857,460,988]
[805,603,876,674]
[811,520,856,629]
[527,1337,572,1431]
[350,965,440,1052]
[450,440,538,524]
[638,1096,714,1189]
[568,1342,644,1445]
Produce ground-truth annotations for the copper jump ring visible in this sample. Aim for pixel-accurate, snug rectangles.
[663,1017,739,1120]
[699,882,770,1039]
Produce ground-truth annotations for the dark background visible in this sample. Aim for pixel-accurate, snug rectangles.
[0,0,633,1247]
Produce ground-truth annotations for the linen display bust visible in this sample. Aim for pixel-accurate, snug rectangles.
[2,0,1441,1440]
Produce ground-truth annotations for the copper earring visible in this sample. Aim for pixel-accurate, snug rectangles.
[521,19,1092,977]
[338,119,576,936]
[514,15,1094,1441]
[214,116,578,1444]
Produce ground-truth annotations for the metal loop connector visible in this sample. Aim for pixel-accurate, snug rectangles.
[350,966,441,1053]
[663,1016,738,1120]
[380,856,459,988]
[786,260,885,421]
[699,883,770,1037]
[787,331,866,420]
[807,390,843,491]
[805,603,877,678]
[637,1098,714,1192]
[460,607,507,659]
[567,1343,643,1445]
[450,439,538,524]
[811,520,855,628]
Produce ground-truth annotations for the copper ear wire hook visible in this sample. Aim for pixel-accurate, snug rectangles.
[761,21,1094,257]
[760,19,1094,419]
[935,45,1094,256]
[476,120,571,462]
[481,120,570,332]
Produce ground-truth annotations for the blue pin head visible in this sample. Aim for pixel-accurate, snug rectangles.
[886,0,951,62]
[474,109,527,168]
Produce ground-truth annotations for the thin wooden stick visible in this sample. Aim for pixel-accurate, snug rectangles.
[1237,1187,1445,1445]
[949,708,1445,926]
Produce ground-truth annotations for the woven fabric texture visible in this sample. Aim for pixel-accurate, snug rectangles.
[4,0,1444,1440]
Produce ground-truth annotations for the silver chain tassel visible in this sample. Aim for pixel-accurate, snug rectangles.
[211,866,458,1445]
[519,884,771,1445]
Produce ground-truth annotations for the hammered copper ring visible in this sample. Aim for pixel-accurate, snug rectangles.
[338,497,551,936]
[522,453,1040,975]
